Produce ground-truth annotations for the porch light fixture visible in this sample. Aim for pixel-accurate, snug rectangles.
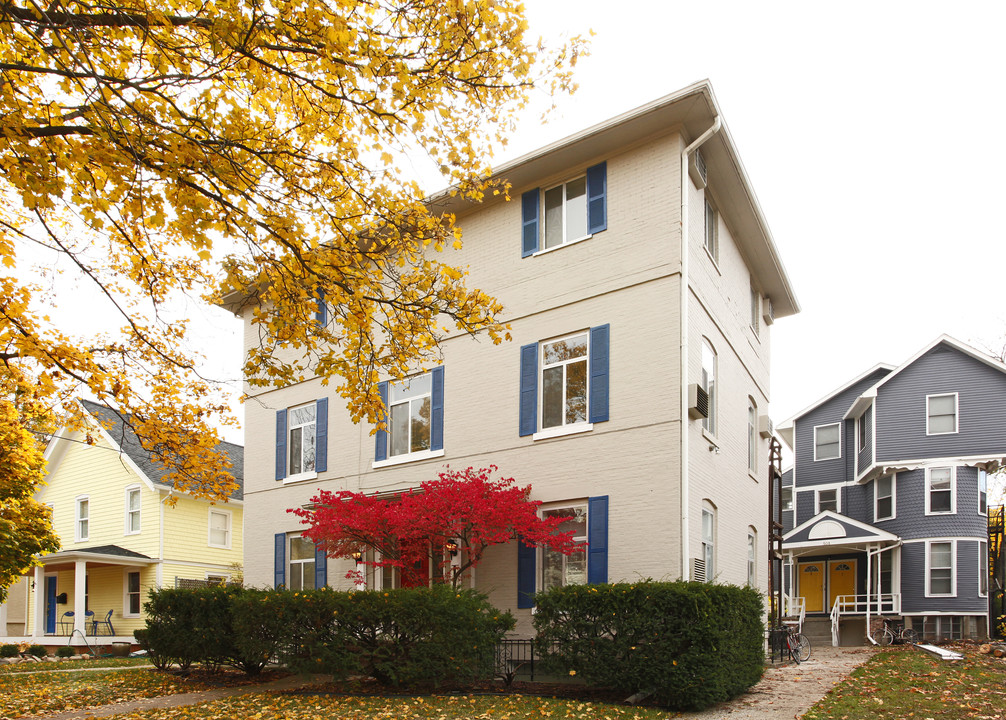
[351,550,363,565]
[445,541,459,557]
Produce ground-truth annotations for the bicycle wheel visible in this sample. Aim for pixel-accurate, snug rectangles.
[901,628,918,644]
[877,627,895,646]
[794,633,811,662]
[786,634,802,664]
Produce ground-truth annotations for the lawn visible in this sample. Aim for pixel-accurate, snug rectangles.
[0,656,152,673]
[804,645,1006,720]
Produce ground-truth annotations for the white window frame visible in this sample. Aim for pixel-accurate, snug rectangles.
[816,487,840,514]
[813,423,841,461]
[387,372,433,459]
[925,540,956,598]
[123,569,142,618]
[925,467,956,515]
[124,485,141,536]
[749,284,760,338]
[539,502,588,592]
[875,474,895,521]
[208,508,232,549]
[75,495,90,542]
[703,197,718,261]
[857,411,868,453]
[205,573,230,587]
[701,501,716,583]
[781,486,794,512]
[978,469,988,516]
[285,402,317,481]
[288,534,316,592]
[542,175,590,251]
[746,529,757,588]
[926,393,958,435]
[701,340,717,436]
[747,399,757,473]
[979,539,989,598]
[536,331,591,439]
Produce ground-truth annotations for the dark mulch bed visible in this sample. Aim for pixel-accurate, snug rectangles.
[163,667,291,687]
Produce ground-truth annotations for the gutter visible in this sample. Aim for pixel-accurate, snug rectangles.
[680,117,721,580]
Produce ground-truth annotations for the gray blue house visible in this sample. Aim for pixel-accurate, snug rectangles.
[778,336,1001,644]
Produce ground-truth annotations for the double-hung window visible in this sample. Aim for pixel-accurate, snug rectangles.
[701,341,717,435]
[747,399,757,473]
[208,509,232,549]
[781,487,794,512]
[979,540,989,597]
[858,409,869,452]
[979,470,988,515]
[926,540,954,596]
[544,178,588,249]
[375,367,444,465]
[541,505,588,591]
[746,529,757,587]
[76,496,89,542]
[817,488,839,514]
[288,535,317,591]
[275,399,328,481]
[704,198,718,260]
[125,486,141,535]
[125,571,141,617]
[926,467,955,514]
[519,326,609,439]
[521,163,607,257]
[750,283,760,337]
[814,423,841,461]
[927,393,958,435]
[701,503,716,583]
[875,475,895,521]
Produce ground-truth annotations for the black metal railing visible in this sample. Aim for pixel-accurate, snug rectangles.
[493,638,536,684]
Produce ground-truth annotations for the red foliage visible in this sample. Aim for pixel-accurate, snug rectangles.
[289,466,582,588]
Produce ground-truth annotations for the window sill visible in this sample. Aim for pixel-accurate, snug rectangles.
[748,471,759,483]
[533,423,593,441]
[123,613,141,620]
[373,448,445,469]
[925,510,956,516]
[283,471,318,485]
[701,428,718,448]
[208,543,232,550]
[532,233,593,257]
[703,247,721,274]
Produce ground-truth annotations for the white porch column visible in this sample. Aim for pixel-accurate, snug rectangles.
[74,561,87,635]
[32,566,45,638]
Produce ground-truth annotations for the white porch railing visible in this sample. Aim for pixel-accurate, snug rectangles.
[782,595,805,633]
[831,594,901,646]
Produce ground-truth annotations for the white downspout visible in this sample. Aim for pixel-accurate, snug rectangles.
[680,117,721,579]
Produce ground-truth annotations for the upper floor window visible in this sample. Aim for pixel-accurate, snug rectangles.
[750,284,760,337]
[927,393,958,435]
[816,488,839,514]
[288,403,316,476]
[926,467,955,515]
[814,423,841,461]
[275,399,328,481]
[978,470,988,515]
[703,198,718,261]
[701,341,717,435]
[208,509,232,549]
[781,487,793,512]
[76,496,89,542]
[926,540,954,597]
[521,163,607,257]
[747,399,757,473]
[875,475,895,521]
[389,373,432,457]
[519,326,609,440]
[125,486,141,535]
[541,504,587,591]
[857,409,868,452]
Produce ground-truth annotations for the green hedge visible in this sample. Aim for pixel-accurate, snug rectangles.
[533,581,764,710]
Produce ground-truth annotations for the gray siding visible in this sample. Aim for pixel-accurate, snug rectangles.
[877,468,987,541]
[856,406,872,476]
[843,483,871,524]
[876,344,1006,463]
[793,369,890,489]
[901,540,988,614]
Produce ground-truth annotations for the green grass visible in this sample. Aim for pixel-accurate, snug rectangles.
[804,645,1006,720]
[0,655,152,673]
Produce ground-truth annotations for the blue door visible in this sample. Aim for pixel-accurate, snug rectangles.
[44,576,56,634]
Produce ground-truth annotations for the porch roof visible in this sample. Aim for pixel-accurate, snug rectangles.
[37,545,159,571]
[783,511,900,555]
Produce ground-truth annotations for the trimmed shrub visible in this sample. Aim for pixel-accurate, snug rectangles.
[27,644,47,657]
[533,581,764,711]
[56,646,75,658]
[0,644,18,658]
[142,586,239,671]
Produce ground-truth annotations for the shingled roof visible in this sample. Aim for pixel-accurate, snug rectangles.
[80,399,244,500]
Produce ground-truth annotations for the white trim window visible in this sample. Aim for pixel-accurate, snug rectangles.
[978,470,988,516]
[749,283,760,338]
[875,474,895,521]
[925,467,955,515]
[541,504,587,591]
[813,423,841,461]
[701,341,717,435]
[857,410,868,453]
[388,372,432,457]
[926,540,955,597]
[124,570,142,617]
[926,393,958,435]
[543,176,589,250]
[288,535,316,591]
[704,197,718,260]
[747,399,757,473]
[208,509,232,549]
[287,402,317,477]
[746,529,757,587]
[701,501,716,583]
[541,332,589,431]
[124,485,141,535]
[816,488,839,514]
[781,487,794,512]
[206,573,229,587]
[75,495,89,542]
[979,540,989,597]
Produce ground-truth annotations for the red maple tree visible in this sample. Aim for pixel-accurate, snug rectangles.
[290,465,583,589]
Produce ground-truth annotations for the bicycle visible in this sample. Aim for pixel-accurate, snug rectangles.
[876,619,918,646]
[785,624,811,663]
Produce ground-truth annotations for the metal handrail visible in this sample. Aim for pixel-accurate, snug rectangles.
[832,593,901,615]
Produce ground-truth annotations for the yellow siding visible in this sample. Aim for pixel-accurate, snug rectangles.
[161,494,244,574]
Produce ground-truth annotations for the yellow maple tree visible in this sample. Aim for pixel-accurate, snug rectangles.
[0,0,585,523]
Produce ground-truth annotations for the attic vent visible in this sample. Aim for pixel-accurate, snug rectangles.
[691,557,707,583]
[688,384,709,419]
[762,297,775,326]
[688,150,708,189]
[758,415,774,439]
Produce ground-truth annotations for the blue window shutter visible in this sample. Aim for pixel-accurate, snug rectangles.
[589,324,610,423]
[588,495,609,584]
[586,162,607,234]
[314,544,327,588]
[275,410,287,481]
[274,533,286,588]
[375,381,389,462]
[315,398,328,473]
[315,288,327,325]
[431,366,445,451]
[521,189,540,258]
[519,343,538,436]
[517,536,536,608]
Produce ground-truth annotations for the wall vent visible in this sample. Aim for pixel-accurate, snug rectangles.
[763,297,775,325]
[688,150,708,189]
[688,384,709,419]
[691,557,707,583]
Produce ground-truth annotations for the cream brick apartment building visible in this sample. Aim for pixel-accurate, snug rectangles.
[227,81,799,633]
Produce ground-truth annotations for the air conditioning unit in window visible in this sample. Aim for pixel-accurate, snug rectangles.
[688,384,709,420]
[763,297,775,326]
[691,557,707,583]
[688,150,708,189]
[759,415,774,439]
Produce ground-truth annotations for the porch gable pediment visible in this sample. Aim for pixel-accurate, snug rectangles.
[783,510,900,550]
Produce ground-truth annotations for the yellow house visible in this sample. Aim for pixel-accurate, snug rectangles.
[0,400,243,648]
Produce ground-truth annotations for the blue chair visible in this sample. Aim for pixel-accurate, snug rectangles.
[91,609,115,636]
[59,611,74,635]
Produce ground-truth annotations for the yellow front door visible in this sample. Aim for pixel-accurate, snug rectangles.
[828,560,856,612]
[799,562,825,613]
